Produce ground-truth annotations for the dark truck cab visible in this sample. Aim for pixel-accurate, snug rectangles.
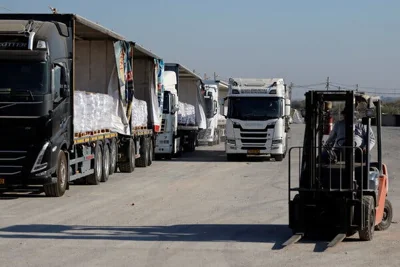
[0,18,71,191]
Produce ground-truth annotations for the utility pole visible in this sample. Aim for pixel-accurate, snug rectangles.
[356,84,359,92]
[214,72,217,81]
[326,77,330,91]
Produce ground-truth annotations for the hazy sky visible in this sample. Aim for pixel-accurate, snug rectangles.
[2,0,400,99]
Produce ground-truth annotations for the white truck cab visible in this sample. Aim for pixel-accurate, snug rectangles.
[154,71,181,159]
[198,83,220,145]
[224,78,291,161]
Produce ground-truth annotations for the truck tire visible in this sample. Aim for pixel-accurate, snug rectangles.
[119,138,135,173]
[147,138,153,166]
[274,154,284,162]
[226,154,237,161]
[101,144,110,182]
[359,195,375,241]
[87,142,103,185]
[216,130,220,145]
[375,199,393,231]
[109,138,117,175]
[136,137,150,167]
[188,134,196,152]
[44,150,68,197]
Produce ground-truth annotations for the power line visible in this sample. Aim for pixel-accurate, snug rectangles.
[0,6,13,12]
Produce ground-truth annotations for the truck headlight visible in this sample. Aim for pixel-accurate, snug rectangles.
[272,139,282,145]
[227,139,236,145]
[31,141,50,173]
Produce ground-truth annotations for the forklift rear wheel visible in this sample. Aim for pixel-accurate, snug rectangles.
[44,150,68,197]
[375,199,393,231]
[87,142,103,185]
[359,195,375,241]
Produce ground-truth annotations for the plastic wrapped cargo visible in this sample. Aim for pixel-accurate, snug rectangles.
[178,101,196,125]
[131,96,148,128]
[73,91,125,134]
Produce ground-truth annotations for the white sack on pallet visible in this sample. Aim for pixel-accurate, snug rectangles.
[178,101,196,125]
[73,91,125,134]
[131,96,148,128]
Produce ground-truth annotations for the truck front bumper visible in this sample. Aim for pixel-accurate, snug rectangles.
[225,141,284,156]
[0,168,57,188]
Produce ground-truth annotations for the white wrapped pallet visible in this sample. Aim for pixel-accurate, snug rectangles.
[178,101,196,125]
[73,91,125,134]
[131,96,148,128]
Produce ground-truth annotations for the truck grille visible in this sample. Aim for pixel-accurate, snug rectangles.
[0,150,27,176]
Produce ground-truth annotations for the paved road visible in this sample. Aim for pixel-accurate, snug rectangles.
[0,125,399,267]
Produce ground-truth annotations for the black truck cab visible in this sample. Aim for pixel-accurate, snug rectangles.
[0,19,71,188]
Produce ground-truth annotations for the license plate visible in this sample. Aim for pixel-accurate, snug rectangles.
[0,178,4,185]
[247,149,260,155]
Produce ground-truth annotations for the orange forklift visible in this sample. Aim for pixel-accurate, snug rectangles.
[284,90,393,248]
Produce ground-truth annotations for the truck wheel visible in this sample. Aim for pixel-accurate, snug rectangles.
[87,142,103,185]
[359,195,375,241]
[147,138,153,166]
[375,199,393,231]
[44,150,68,197]
[109,138,117,175]
[101,144,110,182]
[188,134,196,152]
[217,130,220,145]
[226,154,237,161]
[119,138,135,173]
[274,154,284,162]
[136,137,149,167]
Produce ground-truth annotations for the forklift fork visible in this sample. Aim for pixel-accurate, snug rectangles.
[282,233,304,247]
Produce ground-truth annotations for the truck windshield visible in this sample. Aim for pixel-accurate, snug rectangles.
[0,61,49,95]
[204,97,214,118]
[228,97,281,120]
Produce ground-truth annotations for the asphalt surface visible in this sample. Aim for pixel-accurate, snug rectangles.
[0,124,399,267]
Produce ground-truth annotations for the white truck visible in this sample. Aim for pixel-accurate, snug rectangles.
[224,78,291,161]
[197,80,228,146]
[154,63,206,159]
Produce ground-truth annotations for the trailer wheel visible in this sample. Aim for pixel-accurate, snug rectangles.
[87,142,103,185]
[109,138,117,175]
[188,134,196,152]
[375,199,393,231]
[44,150,68,197]
[147,138,153,166]
[119,138,135,173]
[136,137,150,167]
[101,144,110,182]
[359,195,375,241]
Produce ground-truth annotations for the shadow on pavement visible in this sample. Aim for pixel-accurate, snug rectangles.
[0,224,291,246]
[159,149,279,163]
[0,223,356,251]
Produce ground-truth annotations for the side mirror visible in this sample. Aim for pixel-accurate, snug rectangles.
[60,66,67,85]
[213,100,218,116]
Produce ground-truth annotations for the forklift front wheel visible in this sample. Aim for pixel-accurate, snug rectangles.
[359,196,375,241]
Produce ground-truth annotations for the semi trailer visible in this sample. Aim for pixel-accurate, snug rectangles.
[155,63,206,159]
[0,13,163,197]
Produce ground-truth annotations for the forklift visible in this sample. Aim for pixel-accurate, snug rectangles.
[284,90,393,248]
